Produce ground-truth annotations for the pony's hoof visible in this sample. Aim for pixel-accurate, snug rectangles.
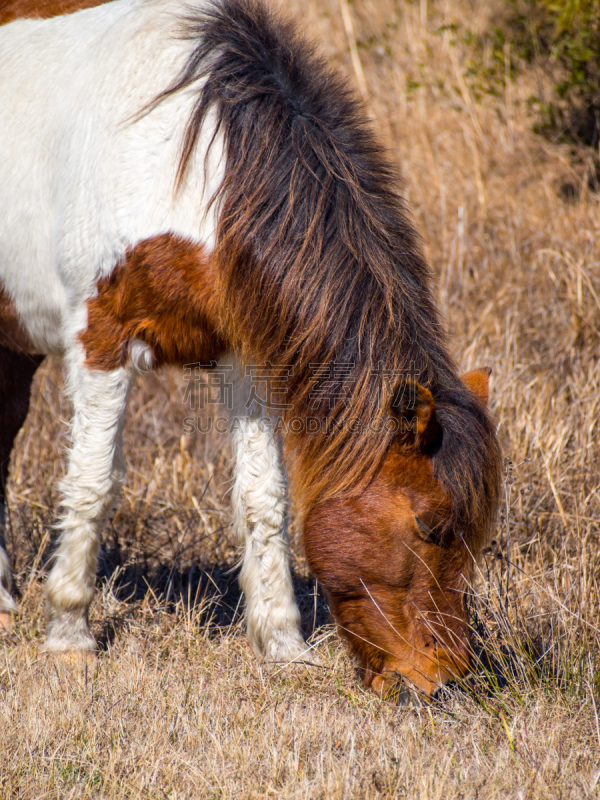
[290,646,323,666]
[0,611,13,632]
[276,648,323,667]
[43,648,99,674]
[263,635,320,665]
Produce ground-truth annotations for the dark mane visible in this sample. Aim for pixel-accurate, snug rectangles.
[157,0,501,549]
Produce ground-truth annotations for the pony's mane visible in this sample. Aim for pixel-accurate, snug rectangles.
[157,0,501,549]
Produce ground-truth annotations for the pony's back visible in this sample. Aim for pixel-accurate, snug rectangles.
[0,0,220,354]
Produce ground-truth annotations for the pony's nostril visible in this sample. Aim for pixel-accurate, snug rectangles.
[394,687,412,708]
[386,671,413,707]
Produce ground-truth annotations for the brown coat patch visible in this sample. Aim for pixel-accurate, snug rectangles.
[81,234,226,370]
[0,0,108,25]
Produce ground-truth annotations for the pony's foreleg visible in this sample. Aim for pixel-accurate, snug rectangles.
[44,360,130,654]
[0,506,11,631]
[0,348,44,631]
[231,417,308,662]
[0,503,11,631]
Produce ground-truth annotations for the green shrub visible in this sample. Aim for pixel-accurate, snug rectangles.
[457,0,600,146]
[510,0,600,145]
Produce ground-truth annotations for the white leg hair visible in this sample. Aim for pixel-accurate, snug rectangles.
[44,358,130,653]
[0,503,16,628]
[231,417,308,662]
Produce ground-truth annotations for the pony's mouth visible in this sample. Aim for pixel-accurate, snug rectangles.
[368,667,460,705]
[369,670,414,706]
[365,639,471,701]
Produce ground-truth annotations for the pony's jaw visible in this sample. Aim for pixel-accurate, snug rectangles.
[303,457,473,699]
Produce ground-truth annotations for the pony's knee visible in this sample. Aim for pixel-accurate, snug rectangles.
[231,417,286,532]
[58,475,116,522]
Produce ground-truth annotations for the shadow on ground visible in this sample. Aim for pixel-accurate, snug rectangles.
[93,534,331,653]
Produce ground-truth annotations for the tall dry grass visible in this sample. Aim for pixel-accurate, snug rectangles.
[2,0,600,796]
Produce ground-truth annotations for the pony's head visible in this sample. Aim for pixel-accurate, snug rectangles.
[303,368,493,699]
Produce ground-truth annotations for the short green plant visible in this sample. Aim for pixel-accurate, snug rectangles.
[510,0,600,145]
[460,0,600,145]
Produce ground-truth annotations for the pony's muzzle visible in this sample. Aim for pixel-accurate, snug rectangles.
[369,671,415,707]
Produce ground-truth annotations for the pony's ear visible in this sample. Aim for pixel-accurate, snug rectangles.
[391,381,439,451]
[461,367,491,406]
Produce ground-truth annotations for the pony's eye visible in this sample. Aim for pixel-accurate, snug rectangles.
[414,517,440,544]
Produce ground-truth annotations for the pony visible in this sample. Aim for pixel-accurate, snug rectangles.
[0,0,501,700]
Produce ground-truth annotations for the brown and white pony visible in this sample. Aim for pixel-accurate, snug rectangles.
[0,0,501,699]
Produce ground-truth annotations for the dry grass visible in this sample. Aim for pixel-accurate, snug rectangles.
[2,0,600,796]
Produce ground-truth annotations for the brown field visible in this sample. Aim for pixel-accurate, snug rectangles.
[2,0,600,797]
